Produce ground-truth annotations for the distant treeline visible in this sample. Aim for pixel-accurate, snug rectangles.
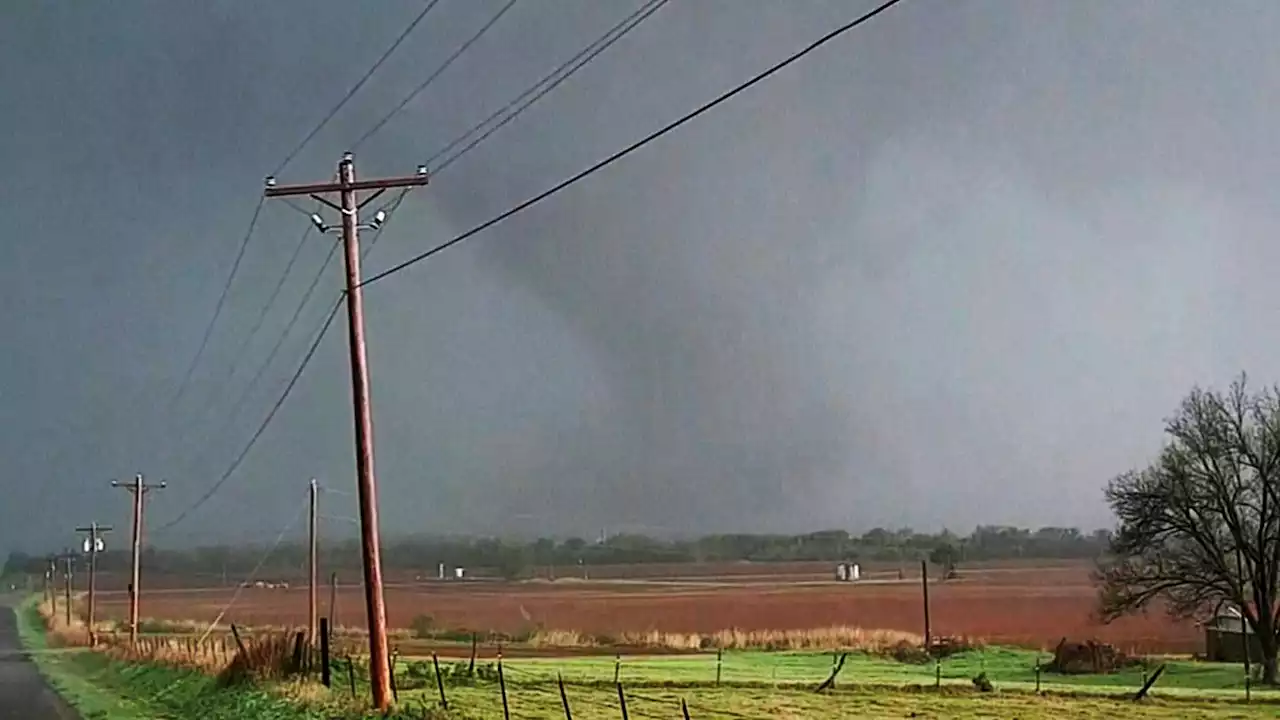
[2,526,1109,581]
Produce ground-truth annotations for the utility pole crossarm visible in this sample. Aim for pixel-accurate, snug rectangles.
[263,171,428,198]
[75,525,114,533]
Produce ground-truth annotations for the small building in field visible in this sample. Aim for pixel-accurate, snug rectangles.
[833,562,861,582]
[1204,608,1264,663]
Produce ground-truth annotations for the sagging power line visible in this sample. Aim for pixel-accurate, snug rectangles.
[164,198,265,414]
[271,0,444,177]
[352,0,521,150]
[429,0,672,175]
[362,0,907,288]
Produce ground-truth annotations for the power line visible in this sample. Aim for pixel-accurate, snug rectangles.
[430,0,671,174]
[194,492,309,643]
[165,196,265,412]
[221,221,315,390]
[361,0,906,289]
[271,0,444,177]
[360,189,411,262]
[153,296,344,534]
[352,0,521,150]
[161,190,417,529]
[163,221,317,471]
[189,239,337,468]
[171,191,411,481]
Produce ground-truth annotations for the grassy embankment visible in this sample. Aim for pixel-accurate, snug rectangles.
[14,596,435,719]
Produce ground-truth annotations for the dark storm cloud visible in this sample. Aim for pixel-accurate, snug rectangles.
[3,0,1280,551]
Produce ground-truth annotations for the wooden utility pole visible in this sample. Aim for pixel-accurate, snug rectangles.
[265,152,427,711]
[46,556,57,617]
[75,522,112,644]
[920,559,931,651]
[309,478,319,646]
[42,556,53,607]
[61,549,74,627]
[112,474,165,645]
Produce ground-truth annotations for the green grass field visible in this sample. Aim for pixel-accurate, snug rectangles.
[382,647,1280,718]
[399,646,1278,699]
[404,683,1279,720]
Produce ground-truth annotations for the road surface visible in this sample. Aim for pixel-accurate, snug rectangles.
[0,602,79,719]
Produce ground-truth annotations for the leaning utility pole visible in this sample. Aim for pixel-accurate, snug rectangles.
[264,153,427,710]
[309,478,319,646]
[76,522,112,644]
[112,474,165,645]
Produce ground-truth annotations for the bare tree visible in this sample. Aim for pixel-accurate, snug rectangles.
[1097,373,1280,683]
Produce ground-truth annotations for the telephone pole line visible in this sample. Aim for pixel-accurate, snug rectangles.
[75,522,112,644]
[309,478,319,647]
[264,153,427,710]
[112,474,165,645]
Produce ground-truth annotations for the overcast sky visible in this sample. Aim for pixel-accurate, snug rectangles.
[3,0,1278,553]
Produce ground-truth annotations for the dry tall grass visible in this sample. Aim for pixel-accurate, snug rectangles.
[118,612,939,655]
[34,595,316,683]
[34,594,103,648]
[526,625,929,652]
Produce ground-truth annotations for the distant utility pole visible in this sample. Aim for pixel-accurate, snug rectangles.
[45,556,57,616]
[112,474,165,645]
[42,556,52,606]
[264,152,428,711]
[309,478,319,647]
[76,522,112,644]
[60,549,75,627]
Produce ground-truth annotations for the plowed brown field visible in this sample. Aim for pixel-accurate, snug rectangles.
[92,560,1201,654]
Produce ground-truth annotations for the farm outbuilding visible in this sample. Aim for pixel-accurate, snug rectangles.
[834,562,861,582]
[1204,609,1264,663]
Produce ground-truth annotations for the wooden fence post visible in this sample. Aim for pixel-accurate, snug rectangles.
[346,656,357,698]
[389,649,399,704]
[1133,664,1166,701]
[498,654,510,720]
[681,698,692,720]
[291,631,305,674]
[319,618,331,688]
[716,648,722,686]
[432,652,448,709]
[558,672,572,720]
[616,682,629,720]
[469,632,477,675]
[815,653,847,692]
[230,624,247,656]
